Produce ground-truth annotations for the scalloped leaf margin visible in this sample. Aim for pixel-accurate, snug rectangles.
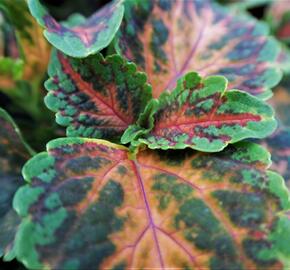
[122,72,277,151]
[13,138,290,269]
[116,0,282,99]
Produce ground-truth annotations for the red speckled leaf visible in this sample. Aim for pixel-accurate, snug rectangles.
[44,50,152,141]
[122,72,276,151]
[14,138,290,269]
[116,0,281,99]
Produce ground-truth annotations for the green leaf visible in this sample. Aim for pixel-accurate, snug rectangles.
[27,0,124,57]
[0,58,24,82]
[14,138,290,269]
[122,72,277,151]
[44,50,152,141]
[116,0,281,99]
[0,108,32,260]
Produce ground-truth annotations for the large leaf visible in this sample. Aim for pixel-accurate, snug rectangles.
[122,72,276,151]
[44,50,151,141]
[27,0,124,57]
[0,108,32,260]
[14,138,290,269]
[261,128,290,191]
[116,0,281,99]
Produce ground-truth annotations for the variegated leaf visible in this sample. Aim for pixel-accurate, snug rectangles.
[116,0,281,99]
[28,0,124,57]
[122,72,276,151]
[0,108,31,260]
[14,138,290,269]
[44,50,152,141]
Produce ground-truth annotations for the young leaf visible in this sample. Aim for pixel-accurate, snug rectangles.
[122,72,276,151]
[14,138,290,269]
[27,0,124,57]
[116,0,281,99]
[44,50,152,141]
[261,128,290,191]
[0,108,32,260]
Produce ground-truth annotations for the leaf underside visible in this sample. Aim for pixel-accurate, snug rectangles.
[14,138,290,269]
[27,0,124,57]
[116,0,281,99]
[0,108,30,260]
[45,50,152,141]
[123,72,276,151]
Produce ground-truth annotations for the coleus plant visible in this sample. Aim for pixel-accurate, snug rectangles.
[1,0,290,269]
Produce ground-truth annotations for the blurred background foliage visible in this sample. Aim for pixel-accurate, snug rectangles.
[0,0,110,156]
[0,0,288,269]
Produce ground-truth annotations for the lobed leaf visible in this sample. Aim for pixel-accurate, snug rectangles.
[0,108,32,260]
[116,0,281,99]
[44,50,152,141]
[14,138,290,269]
[27,0,124,57]
[122,72,277,151]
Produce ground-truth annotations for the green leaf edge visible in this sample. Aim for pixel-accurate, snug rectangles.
[44,51,153,142]
[27,0,125,58]
[0,107,35,156]
[122,72,277,152]
[0,107,33,261]
[11,137,290,269]
[115,1,283,101]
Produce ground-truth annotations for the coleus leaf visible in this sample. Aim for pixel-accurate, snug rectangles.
[27,0,124,57]
[122,72,276,151]
[44,50,152,141]
[14,138,290,269]
[116,0,281,99]
[0,108,32,260]
[261,128,290,191]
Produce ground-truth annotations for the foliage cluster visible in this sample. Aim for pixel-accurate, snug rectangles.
[1,0,290,269]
